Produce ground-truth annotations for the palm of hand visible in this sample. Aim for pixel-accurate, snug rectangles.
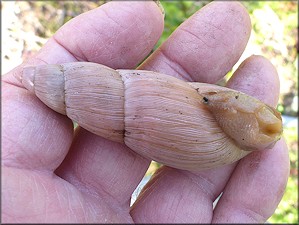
[2,1,289,223]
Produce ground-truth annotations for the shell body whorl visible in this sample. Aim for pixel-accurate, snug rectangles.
[21,62,283,171]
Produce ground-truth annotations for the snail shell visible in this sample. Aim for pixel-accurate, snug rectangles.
[21,62,282,171]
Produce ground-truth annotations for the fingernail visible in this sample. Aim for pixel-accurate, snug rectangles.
[153,0,165,18]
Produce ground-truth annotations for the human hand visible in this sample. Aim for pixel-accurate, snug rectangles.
[2,1,289,223]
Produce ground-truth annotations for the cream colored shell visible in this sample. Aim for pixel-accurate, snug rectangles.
[21,62,283,171]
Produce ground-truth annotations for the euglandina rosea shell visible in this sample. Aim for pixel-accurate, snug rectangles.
[20,62,283,171]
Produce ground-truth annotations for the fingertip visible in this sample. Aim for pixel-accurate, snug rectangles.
[227,55,280,107]
[274,138,290,178]
[140,1,252,83]
[212,138,290,223]
[153,0,165,19]
[53,1,164,69]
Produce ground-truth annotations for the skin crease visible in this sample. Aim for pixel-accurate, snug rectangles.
[2,1,289,223]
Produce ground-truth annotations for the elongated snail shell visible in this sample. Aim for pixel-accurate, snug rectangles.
[21,62,282,171]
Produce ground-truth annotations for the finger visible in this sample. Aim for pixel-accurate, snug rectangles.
[139,1,251,83]
[2,82,74,170]
[2,166,134,223]
[226,55,280,106]
[55,128,150,205]
[2,1,164,171]
[211,56,288,223]
[130,54,282,223]
[212,139,289,223]
[52,1,164,204]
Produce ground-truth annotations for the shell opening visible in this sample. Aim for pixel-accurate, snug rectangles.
[256,105,282,139]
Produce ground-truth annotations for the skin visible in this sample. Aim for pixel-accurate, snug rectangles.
[2,1,289,223]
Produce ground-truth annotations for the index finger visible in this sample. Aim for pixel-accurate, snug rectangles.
[139,1,251,83]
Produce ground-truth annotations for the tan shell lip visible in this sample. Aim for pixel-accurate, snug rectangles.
[255,105,283,139]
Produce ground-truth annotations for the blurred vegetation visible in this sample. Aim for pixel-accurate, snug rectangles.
[2,1,298,223]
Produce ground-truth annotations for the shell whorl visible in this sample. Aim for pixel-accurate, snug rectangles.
[23,62,125,142]
[21,62,283,171]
